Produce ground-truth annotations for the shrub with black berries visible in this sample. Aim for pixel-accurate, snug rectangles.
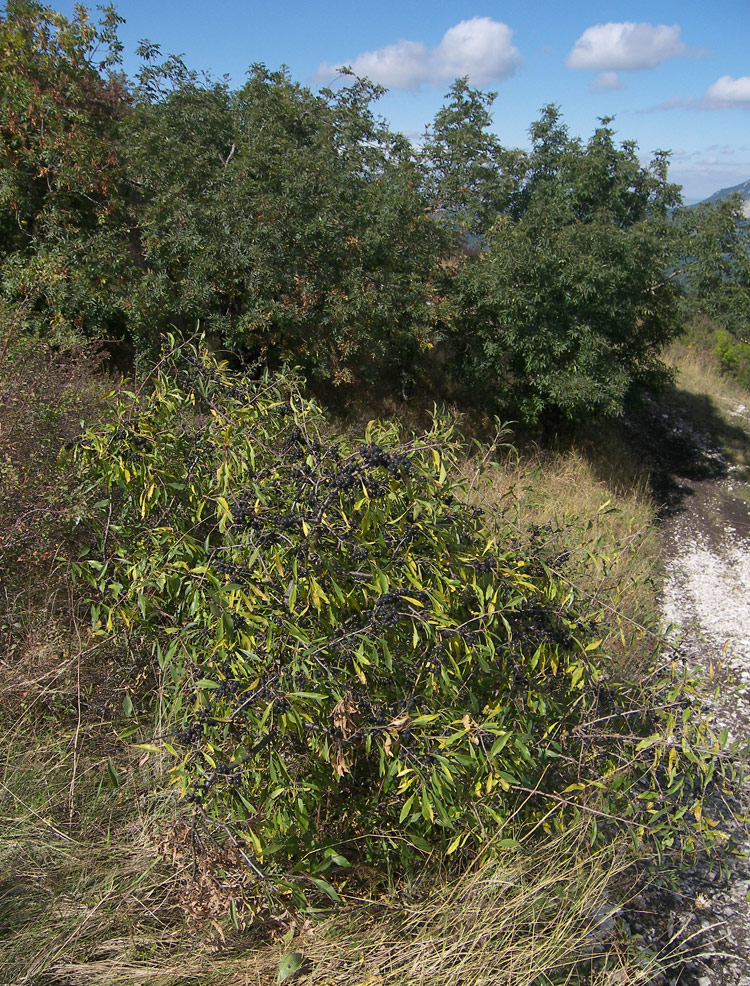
[69,338,736,905]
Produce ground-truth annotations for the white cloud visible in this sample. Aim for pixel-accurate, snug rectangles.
[589,71,624,92]
[431,18,521,86]
[315,17,520,91]
[566,22,689,71]
[642,78,750,113]
[639,97,692,112]
[703,75,750,108]
[318,40,428,91]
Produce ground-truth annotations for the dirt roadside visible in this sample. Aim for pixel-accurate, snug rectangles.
[638,396,750,986]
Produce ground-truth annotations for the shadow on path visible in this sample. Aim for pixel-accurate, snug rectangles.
[624,389,747,517]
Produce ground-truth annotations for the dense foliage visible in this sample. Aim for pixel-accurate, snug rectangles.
[69,341,734,905]
[0,1,131,341]
[675,196,750,352]
[3,0,747,424]
[125,62,446,388]
[422,78,520,240]
[443,110,682,420]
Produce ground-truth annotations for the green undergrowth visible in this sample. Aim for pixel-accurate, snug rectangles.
[65,339,737,910]
[0,723,700,986]
[1,331,744,985]
[0,625,722,986]
[0,638,704,986]
[678,315,750,394]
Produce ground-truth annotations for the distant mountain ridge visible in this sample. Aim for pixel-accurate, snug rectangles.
[698,178,750,217]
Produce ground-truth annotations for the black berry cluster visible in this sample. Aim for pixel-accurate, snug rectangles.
[359,442,411,476]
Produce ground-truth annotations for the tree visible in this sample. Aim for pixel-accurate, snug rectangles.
[445,110,683,423]
[0,0,132,339]
[674,195,750,341]
[125,62,447,393]
[422,78,520,241]
[0,8,689,419]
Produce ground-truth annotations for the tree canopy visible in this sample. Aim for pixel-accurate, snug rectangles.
[2,1,748,422]
[443,112,683,421]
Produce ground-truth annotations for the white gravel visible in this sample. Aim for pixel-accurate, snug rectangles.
[657,402,750,984]
[662,535,750,671]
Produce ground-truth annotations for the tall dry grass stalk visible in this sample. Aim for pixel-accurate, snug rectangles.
[4,802,707,986]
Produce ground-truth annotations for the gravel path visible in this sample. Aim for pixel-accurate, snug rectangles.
[655,402,750,986]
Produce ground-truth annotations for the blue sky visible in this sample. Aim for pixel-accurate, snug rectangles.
[53,0,749,200]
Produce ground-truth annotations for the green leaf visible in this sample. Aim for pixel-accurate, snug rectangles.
[309,876,340,902]
[106,758,120,789]
[636,733,662,753]
[399,791,416,823]
[276,951,304,984]
[325,852,351,868]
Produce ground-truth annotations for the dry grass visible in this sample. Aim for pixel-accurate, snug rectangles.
[0,635,182,985]
[664,338,750,473]
[0,704,695,986]
[300,832,661,986]
[457,425,661,672]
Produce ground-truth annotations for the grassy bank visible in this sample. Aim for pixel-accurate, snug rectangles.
[1,335,742,986]
[665,330,750,477]
[0,700,685,985]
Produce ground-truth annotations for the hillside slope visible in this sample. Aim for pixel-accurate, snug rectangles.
[699,177,750,217]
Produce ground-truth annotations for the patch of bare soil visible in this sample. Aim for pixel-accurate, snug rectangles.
[634,395,750,986]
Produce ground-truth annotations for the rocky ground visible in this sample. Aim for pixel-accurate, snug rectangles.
[628,397,750,985]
